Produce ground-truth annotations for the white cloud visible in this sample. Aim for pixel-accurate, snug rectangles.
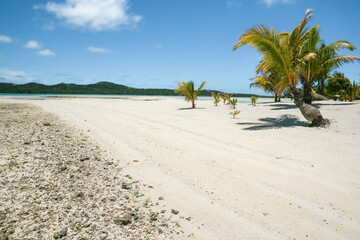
[25,40,41,49]
[261,0,293,7]
[0,68,35,83]
[41,0,142,31]
[37,49,56,56]
[87,46,112,53]
[0,35,12,43]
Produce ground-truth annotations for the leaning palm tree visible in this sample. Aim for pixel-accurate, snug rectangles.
[299,24,360,104]
[234,9,329,126]
[175,81,206,108]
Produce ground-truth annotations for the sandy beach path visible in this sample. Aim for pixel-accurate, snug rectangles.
[16,97,360,240]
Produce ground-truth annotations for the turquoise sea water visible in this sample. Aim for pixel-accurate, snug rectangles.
[0,93,252,103]
[0,93,171,100]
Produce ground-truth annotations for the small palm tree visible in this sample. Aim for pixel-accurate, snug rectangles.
[230,98,238,109]
[222,92,235,104]
[175,81,206,108]
[211,92,221,106]
[251,63,288,102]
[251,96,258,106]
[221,94,227,104]
[233,110,241,119]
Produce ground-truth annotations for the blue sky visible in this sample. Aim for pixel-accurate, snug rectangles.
[0,0,359,94]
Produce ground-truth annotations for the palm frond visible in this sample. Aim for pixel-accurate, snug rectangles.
[195,81,207,95]
[322,55,360,71]
[321,41,356,53]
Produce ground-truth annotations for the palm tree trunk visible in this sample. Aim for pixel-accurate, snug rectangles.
[191,99,195,108]
[303,83,313,104]
[290,88,329,127]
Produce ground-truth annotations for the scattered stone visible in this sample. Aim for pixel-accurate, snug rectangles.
[158,196,164,200]
[80,157,90,161]
[122,182,132,190]
[24,142,30,145]
[150,212,158,222]
[114,215,132,226]
[59,165,67,171]
[76,192,85,198]
[263,212,269,216]
[59,229,67,238]
[99,231,108,240]
[171,209,179,215]
[43,122,51,126]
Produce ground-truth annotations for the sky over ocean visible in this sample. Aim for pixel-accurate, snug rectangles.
[0,0,359,94]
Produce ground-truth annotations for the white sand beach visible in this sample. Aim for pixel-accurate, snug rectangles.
[1,97,360,239]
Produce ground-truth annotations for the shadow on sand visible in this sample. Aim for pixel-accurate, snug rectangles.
[267,104,298,111]
[237,114,308,130]
[266,101,356,110]
[312,102,356,108]
[177,107,206,110]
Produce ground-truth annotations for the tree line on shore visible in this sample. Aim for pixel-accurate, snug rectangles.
[0,81,260,98]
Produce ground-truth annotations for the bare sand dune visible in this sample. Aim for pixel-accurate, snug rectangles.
[2,97,360,239]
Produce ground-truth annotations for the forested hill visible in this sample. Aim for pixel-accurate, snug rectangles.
[0,81,258,97]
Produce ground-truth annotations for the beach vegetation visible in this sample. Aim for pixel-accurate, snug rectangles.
[250,71,286,102]
[298,25,360,104]
[211,92,221,106]
[250,96,258,106]
[222,92,235,104]
[234,9,331,127]
[326,72,360,101]
[230,98,238,109]
[221,94,227,104]
[232,110,241,118]
[175,81,206,108]
[348,82,360,101]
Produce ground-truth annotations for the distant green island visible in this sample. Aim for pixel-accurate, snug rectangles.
[0,81,266,98]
